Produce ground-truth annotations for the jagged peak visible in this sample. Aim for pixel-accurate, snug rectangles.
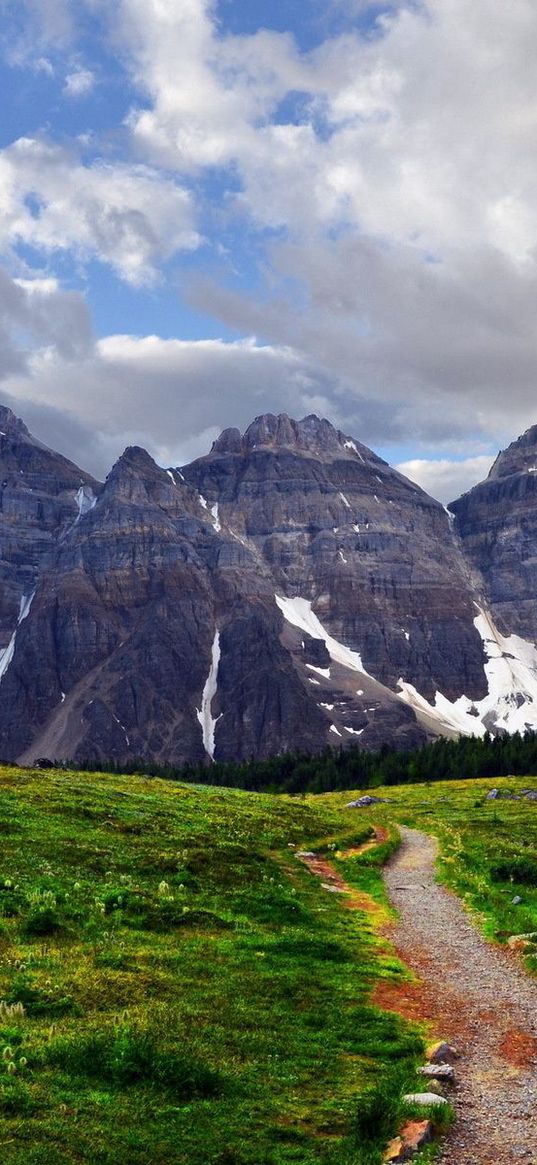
[210,412,380,462]
[487,423,537,481]
[106,445,165,484]
[0,404,34,442]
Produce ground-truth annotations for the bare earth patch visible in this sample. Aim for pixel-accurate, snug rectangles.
[384,827,537,1164]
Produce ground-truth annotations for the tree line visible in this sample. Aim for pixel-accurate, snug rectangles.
[72,729,537,794]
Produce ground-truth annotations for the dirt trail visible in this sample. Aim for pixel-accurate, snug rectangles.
[384,826,537,1165]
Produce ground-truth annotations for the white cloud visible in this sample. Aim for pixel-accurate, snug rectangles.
[63,66,95,97]
[396,456,495,505]
[0,137,201,284]
[0,324,341,477]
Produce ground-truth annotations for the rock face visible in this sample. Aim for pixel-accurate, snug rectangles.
[450,425,537,642]
[1,407,537,766]
[0,405,99,654]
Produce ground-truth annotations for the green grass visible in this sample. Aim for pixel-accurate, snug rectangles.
[0,768,428,1165]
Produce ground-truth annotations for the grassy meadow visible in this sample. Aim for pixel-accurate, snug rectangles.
[0,767,426,1165]
[3,766,533,1163]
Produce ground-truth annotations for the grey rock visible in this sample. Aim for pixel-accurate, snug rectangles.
[403,1092,448,1107]
[418,1064,455,1081]
[346,795,387,807]
[512,895,523,905]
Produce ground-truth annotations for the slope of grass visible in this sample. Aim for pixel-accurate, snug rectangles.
[0,768,425,1165]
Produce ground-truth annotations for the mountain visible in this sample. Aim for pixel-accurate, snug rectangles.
[450,425,537,642]
[1,406,537,766]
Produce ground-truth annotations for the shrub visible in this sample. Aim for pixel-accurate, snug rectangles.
[45,1024,224,1096]
[22,907,62,937]
[490,858,537,886]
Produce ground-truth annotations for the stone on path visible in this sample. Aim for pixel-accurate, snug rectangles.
[404,1092,448,1107]
[384,1121,432,1162]
[426,1040,459,1064]
[419,1063,455,1081]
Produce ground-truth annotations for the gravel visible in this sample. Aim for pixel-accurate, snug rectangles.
[384,827,537,1164]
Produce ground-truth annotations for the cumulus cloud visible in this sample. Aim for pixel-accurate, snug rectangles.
[396,456,495,505]
[3,0,537,472]
[0,138,200,284]
[63,66,95,97]
[0,321,344,477]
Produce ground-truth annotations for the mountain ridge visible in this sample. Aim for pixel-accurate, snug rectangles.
[0,405,537,765]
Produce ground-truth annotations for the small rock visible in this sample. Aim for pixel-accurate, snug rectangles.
[403,1092,448,1107]
[512,895,523,905]
[401,1120,433,1154]
[426,1040,459,1064]
[320,883,346,893]
[523,791,537,801]
[383,1121,432,1162]
[296,851,316,859]
[508,934,534,950]
[418,1063,455,1081]
[384,1136,404,1161]
[487,789,500,799]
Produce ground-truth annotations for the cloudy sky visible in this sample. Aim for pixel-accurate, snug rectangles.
[1,0,537,500]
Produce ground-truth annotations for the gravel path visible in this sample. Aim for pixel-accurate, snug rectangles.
[384,827,537,1165]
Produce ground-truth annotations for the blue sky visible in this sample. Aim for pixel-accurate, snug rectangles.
[0,0,536,500]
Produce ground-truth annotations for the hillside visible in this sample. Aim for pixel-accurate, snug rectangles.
[0,766,425,1165]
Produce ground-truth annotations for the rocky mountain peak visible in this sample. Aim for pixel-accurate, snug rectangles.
[487,424,537,481]
[0,404,32,442]
[210,412,378,462]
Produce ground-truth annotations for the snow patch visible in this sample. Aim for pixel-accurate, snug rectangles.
[338,491,351,509]
[344,727,364,736]
[330,725,342,737]
[344,439,364,463]
[319,702,335,711]
[75,485,97,520]
[306,664,331,679]
[196,631,221,760]
[401,628,410,641]
[0,591,35,685]
[198,493,208,510]
[112,713,130,747]
[211,503,221,532]
[397,608,537,737]
[276,595,369,677]
[338,550,348,564]
[353,524,360,533]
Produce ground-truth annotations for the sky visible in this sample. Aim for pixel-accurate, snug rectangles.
[1,0,537,501]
